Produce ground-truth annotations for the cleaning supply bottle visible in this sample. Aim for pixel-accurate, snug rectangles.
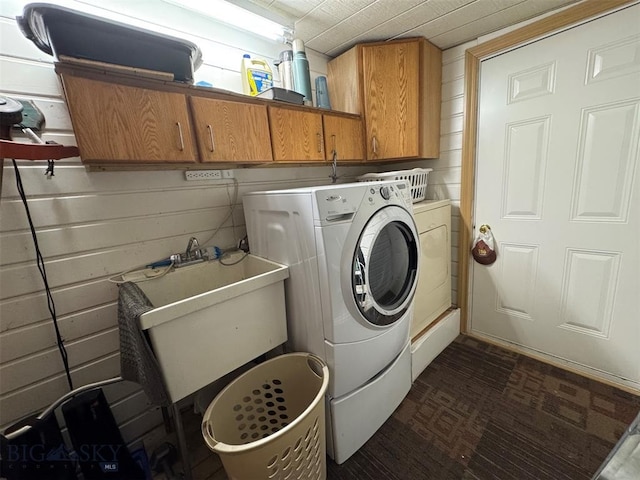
[241,54,273,96]
[292,39,313,105]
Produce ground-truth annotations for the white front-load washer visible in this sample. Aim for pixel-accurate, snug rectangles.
[243,180,419,463]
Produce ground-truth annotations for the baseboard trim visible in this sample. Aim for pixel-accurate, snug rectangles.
[466,331,640,395]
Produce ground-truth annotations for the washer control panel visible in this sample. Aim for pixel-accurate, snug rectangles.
[316,180,412,223]
[317,190,358,222]
[392,181,412,204]
[365,180,412,206]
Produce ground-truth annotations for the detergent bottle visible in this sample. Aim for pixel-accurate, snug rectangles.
[241,54,273,96]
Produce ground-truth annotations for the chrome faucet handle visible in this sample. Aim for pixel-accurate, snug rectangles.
[169,237,207,268]
[185,237,200,255]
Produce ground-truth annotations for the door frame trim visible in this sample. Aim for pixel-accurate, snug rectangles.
[457,0,636,332]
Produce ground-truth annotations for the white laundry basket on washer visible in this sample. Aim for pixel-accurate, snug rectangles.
[357,168,432,203]
[201,353,329,480]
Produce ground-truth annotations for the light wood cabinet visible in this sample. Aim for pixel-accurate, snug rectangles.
[61,75,197,163]
[58,65,365,166]
[327,37,442,161]
[189,97,273,163]
[322,114,364,162]
[269,108,363,163]
[268,107,325,162]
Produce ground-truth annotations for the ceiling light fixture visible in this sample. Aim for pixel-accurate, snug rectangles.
[165,0,293,43]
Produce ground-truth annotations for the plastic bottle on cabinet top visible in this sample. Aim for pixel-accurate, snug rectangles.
[241,54,273,96]
[291,39,313,105]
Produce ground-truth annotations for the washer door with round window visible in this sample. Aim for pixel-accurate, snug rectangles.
[352,206,419,327]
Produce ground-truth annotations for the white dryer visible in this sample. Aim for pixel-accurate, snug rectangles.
[243,180,419,463]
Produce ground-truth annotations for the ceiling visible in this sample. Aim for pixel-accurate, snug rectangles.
[234,0,582,57]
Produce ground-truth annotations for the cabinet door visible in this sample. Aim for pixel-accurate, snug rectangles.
[322,114,364,162]
[268,107,324,162]
[362,40,421,160]
[190,97,273,163]
[61,75,196,163]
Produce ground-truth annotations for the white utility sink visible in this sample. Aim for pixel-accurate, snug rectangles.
[127,253,289,403]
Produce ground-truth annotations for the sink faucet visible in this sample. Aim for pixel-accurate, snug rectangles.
[171,237,205,267]
[185,237,200,258]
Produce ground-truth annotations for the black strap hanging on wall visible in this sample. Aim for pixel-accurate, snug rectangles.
[11,159,73,391]
[1,96,77,391]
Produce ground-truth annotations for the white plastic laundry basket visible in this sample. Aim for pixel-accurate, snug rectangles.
[357,168,432,203]
[201,353,329,480]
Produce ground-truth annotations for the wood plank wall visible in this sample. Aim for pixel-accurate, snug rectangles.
[0,2,372,449]
[0,0,476,451]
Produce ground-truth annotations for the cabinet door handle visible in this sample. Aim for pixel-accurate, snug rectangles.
[372,136,378,155]
[176,122,185,151]
[331,134,337,154]
[317,132,323,153]
[207,125,215,152]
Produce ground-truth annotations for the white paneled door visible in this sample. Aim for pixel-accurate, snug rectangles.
[471,4,640,389]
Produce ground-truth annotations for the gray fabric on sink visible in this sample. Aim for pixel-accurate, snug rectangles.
[118,281,171,406]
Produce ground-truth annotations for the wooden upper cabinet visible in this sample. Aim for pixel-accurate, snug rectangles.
[268,107,325,162]
[322,114,364,162]
[60,75,197,163]
[189,97,273,163]
[328,37,442,161]
[58,65,365,166]
[362,40,421,159]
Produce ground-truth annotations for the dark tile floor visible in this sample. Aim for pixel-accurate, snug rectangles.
[155,335,640,480]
